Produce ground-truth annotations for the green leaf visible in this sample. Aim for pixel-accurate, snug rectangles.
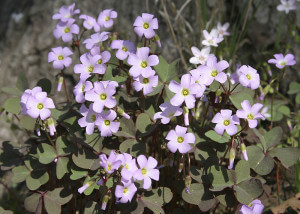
[84,201,102,214]
[253,127,282,152]
[85,133,103,153]
[209,165,234,191]
[19,116,36,130]
[72,148,100,170]
[36,78,52,94]
[229,85,254,109]
[56,136,72,156]
[115,118,135,138]
[4,97,21,114]
[288,81,300,94]
[181,183,203,205]
[247,146,274,175]
[277,105,290,116]
[154,56,179,83]
[269,147,300,168]
[44,188,72,214]
[16,72,29,91]
[12,165,30,183]
[235,160,251,184]
[70,166,88,180]
[136,113,156,137]
[205,130,230,143]
[296,94,300,104]
[26,170,49,190]
[56,157,69,179]
[38,143,57,164]
[24,193,42,213]
[1,87,23,96]
[234,179,263,205]
[119,139,146,157]
[141,187,173,214]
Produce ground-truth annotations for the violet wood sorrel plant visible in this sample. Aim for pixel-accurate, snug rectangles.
[1,1,300,213]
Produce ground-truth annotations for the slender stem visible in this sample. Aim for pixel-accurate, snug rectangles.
[230,83,240,93]
[140,91,145,113]
[45,130,56,150]
[61,70,69,103]
[0,180,25,213]
[276,160,281,204]
[200,103,210,134]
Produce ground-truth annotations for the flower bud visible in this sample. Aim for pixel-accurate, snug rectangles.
[35,124,41,136]
[185,175,192,194]
[46,117,56,136]
[240,142,248,161]
[97,178,104,186]
[216,89,222,96]
[183,106,189,126]
[178,162,184,173]
[228,148,236,169]
[78,182,92,194]
[57,76,63,92]
[287,120,293,132]
[101,194,110,210]
[153,34,161,47]
[117,107,130,119]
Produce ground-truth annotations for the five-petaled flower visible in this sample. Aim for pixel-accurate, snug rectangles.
[238,199,264,214]
[212,110,240,136]
[48,46,73,69]
[97,9,118,28]
[53,19,79,42]
[236,100,264,128]
[238,65,260,90]
[268,53,296,69]
[133,13,158,39]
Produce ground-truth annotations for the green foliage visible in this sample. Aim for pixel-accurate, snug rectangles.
[4,97,21,114]
[205,130,230,143]
[37,78,52,94]
[154,56,179,83]
[229,84,254,109]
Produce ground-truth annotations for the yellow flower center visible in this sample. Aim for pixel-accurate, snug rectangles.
[279,61,286,66]
[208,39,214,45]
[181,88,189,96]
[100,93,107,100]
[107,164,112,171]
[64,27,70,33]
[223,119,230,126]
[81,85,85,92]
[124,163,129,169]
[123,187,129,194]
[246,74,252,80]
[58,55,64,60]
[247,114,254,120]
[122,46,128,52]
[142,168,147,175]
[104,120,110,126]
[91,114,96,122]
[88,66,94,73]
[168,112,175,118]
[97,59,102,64]
[211,70,218,77]
[140,61,148,68]
[177,136,184,143]
[37,103,44,110]
[105,16,110,21]
[143,22,150,29]
[142,78,149,84]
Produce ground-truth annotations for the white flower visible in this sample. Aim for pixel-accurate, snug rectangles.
[202,29,223,47]
[217,22,230,37]
[277,0,296,14]
[189,46,212,65]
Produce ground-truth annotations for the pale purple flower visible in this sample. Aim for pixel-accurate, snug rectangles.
[260,107,270,120]
[52,3,80,22]
[268,53,296,69]
[199,55,229,85]
[85,81,117,113]
[96,110,120,137]
[133,13,158,39]
[25,91,55,120]
[127,47,159,77]
[79,14,100,32]
[115,181,137,203]
[132,70,158,95]
[46,117,56,136]
[236,100,264,128]
[277,0,296,14]
[189,46,212,65]
[121,153,138,181]
[83,32,109,50]
[73,77,93,103]
[212,110,240,136]
[202,29,223,47]
[111,40,135,60]
[238,199,264,214]
[190,68,207,98]
[238,65,260,90]
[169,74,202,109]
[134,155,160,189]
[217,22,230,37]
[166,125,195,154]
[78,183,91,194]
[53,19,79,42]
[99,151,122,174]
[48,47,73,69]
[97,9,117,28]
[153,102,183,124]
[74,53,107,78]
[78,104,101,135]
[20,87,42,115]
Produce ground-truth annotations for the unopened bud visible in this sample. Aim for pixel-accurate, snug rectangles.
[178,163,184,173]
[153,34,161,47]
[97,178,104,186]
[228,148,236,170]
[117,107,130,119]
[57,76,63,92]
[78,182,92,194]
[240,142,248,161]
[216,89,222,96]
[287,120,293,132]
[183,106,189,126]
[35,124,41,136]
[46,117,56,136]
[101,194,110,210]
